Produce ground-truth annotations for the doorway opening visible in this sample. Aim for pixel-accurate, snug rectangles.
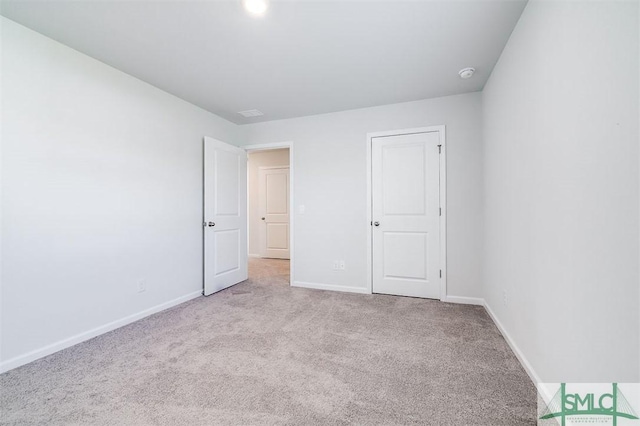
[246,144,293,287]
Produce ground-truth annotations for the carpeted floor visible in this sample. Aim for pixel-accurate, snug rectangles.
[0,258,536,425]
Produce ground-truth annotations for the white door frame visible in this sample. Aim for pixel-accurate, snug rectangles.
[244,142,295,286]
[366,126,447,300]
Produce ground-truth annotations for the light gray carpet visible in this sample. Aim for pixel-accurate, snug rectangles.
[1,258,536,425]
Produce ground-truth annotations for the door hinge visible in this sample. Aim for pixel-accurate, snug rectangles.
[438,144,442,154]
[370,221,373,226]
[440,270,442,278]
[439,207,442,216]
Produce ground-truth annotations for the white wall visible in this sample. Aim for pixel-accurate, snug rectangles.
[0,18,238,371]
[483,0,639,382]
[9,0,636,386]
[238,93,483,298]
[247,149,289,256]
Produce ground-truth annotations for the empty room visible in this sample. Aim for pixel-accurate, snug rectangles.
[1,0,638,425]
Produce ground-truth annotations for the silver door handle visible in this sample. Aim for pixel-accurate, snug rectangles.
[374,221,380,226]
[208,222,215,227]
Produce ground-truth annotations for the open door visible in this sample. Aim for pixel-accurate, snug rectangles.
[203,136,248,296]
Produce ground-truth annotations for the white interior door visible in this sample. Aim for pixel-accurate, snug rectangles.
[258,167,290,259]
[372,131,441,299]
[203,136,248,296]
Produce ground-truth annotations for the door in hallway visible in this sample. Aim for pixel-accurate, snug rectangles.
[258,167,290,259]
[371,131,442,299]
[203,137,248,296]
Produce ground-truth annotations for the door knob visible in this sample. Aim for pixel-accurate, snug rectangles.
[261,217,265,220]
[208,222,215,227]
[374,221,380,226]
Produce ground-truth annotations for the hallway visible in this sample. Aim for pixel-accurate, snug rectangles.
[248,257,290,287]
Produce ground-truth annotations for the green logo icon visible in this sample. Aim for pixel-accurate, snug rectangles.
[540,383,639,425]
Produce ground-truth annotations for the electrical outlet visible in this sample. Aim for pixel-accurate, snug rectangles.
[138,280,147,293]
[332,261,340,270]
[339,260,345,270]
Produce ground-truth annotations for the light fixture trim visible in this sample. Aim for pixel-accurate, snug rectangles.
[242,0,268,16]
[238,109,264,118]
[458,67,475,79]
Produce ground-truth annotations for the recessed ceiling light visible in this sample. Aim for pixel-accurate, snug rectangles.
[238,109,264,118]
[242,0,268,16]
[458,67,475,79]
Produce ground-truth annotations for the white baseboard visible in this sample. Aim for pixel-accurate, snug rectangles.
[292,281,371,295]
[0,290,202,374]
[483,300,540,386]
[441,295,485,305]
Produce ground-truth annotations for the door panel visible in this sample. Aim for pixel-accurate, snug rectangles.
[266,173,288,213]
[215,149,240,215]
[383,232,428,280]
[266,223,289,249]
[372,131,441,299]
[382,143,426,215]
[204,137,248,296]
[214,230,240,274]
[259,167,290,259]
